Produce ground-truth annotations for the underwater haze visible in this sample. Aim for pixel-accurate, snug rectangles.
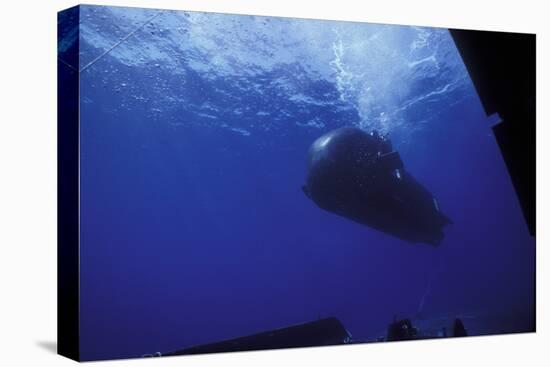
[63,5,535,361]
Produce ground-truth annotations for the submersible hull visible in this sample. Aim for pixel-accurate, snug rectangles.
[302,127,451,246]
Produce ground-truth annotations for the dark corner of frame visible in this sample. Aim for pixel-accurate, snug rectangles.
[450,28,536,237]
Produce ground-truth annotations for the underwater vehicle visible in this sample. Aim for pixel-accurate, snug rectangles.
[162,318,352,356]
[148,316,466,357]
[385,317,467,341]
[302,127,451,246]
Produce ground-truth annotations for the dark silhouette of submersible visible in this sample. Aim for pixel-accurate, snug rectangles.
[302,127,451,246]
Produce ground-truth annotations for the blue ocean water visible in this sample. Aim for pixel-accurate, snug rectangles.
[68,5,534,360]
